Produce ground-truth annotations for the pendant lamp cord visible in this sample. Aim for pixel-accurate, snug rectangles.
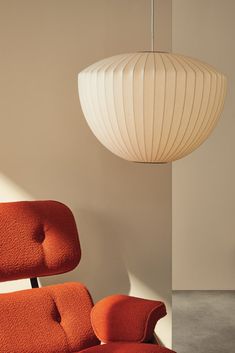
[151,0,155,51]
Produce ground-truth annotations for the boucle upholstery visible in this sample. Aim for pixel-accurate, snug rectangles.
[0,200,81,281]
[0,200,175,353]
[0,282,99,353]
[91,294,167,343]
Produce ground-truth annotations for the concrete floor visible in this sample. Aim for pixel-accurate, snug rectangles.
[172,291,235,353]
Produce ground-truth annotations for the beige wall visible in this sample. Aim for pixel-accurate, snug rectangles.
[172,0,235,290]
[0,0,172,346]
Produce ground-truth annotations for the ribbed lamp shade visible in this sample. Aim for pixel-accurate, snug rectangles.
[78,52,227,163]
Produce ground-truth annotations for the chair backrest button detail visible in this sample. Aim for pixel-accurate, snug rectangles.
[35,226,45,243]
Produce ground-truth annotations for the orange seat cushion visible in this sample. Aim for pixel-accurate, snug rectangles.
[0,282,99,353]
[79,343,176,353]
[91,295,166,343]
[0,200,81,281]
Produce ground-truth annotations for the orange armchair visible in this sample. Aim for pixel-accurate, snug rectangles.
[0,200,175,353]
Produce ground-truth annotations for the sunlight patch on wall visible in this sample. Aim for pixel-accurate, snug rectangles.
[128,272,172,348]
[0,173,33,202]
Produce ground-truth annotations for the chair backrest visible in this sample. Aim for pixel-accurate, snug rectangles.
[0,200,99,353]
[0,200,81,281]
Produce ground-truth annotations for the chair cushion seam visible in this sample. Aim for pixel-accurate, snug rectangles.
[47,291,71,353]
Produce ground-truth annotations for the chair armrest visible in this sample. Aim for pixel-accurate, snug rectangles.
[91,294,167,343]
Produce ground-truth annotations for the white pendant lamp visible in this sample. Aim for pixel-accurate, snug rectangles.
[78,2,227,163]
